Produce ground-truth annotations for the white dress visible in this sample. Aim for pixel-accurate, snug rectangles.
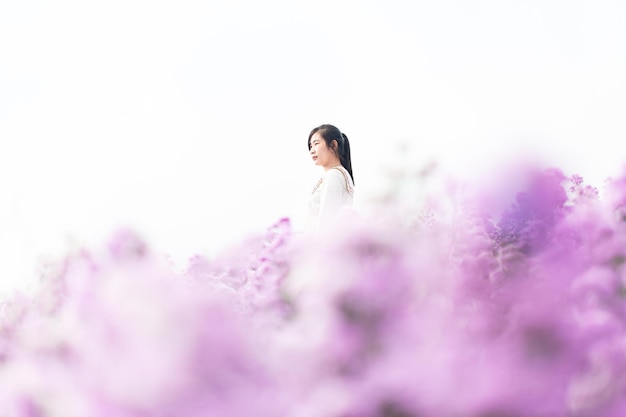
[305,166,355,233]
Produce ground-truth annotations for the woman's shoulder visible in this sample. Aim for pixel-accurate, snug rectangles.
[325,166,354,194]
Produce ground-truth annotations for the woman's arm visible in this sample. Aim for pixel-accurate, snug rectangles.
[317,169,346,232]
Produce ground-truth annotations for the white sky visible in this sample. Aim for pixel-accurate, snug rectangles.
[1,0,625,295]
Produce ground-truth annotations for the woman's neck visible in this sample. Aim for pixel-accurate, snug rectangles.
[322,157,342,171]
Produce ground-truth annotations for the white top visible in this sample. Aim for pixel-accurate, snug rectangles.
[305,166,354,233]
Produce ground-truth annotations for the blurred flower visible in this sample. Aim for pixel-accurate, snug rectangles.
[2,165,626,416]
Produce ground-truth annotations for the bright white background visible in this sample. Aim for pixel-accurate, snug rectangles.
[1,0,625,295]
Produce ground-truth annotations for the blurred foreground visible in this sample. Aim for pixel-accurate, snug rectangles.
[2,166,626,416]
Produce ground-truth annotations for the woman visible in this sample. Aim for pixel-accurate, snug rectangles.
[305,124,355,233]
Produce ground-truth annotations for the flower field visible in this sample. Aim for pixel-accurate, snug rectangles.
[2,166,626,416]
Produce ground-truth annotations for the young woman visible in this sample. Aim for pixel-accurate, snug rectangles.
[305,124,355,233]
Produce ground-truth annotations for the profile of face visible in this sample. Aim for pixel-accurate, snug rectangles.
[309,132,338,169]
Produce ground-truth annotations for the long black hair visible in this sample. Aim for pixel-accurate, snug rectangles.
[307,124,354,185]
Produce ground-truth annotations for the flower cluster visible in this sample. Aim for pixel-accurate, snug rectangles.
[1,166,626,416]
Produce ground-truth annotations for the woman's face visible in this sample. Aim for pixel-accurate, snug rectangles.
[309,132,336,168]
